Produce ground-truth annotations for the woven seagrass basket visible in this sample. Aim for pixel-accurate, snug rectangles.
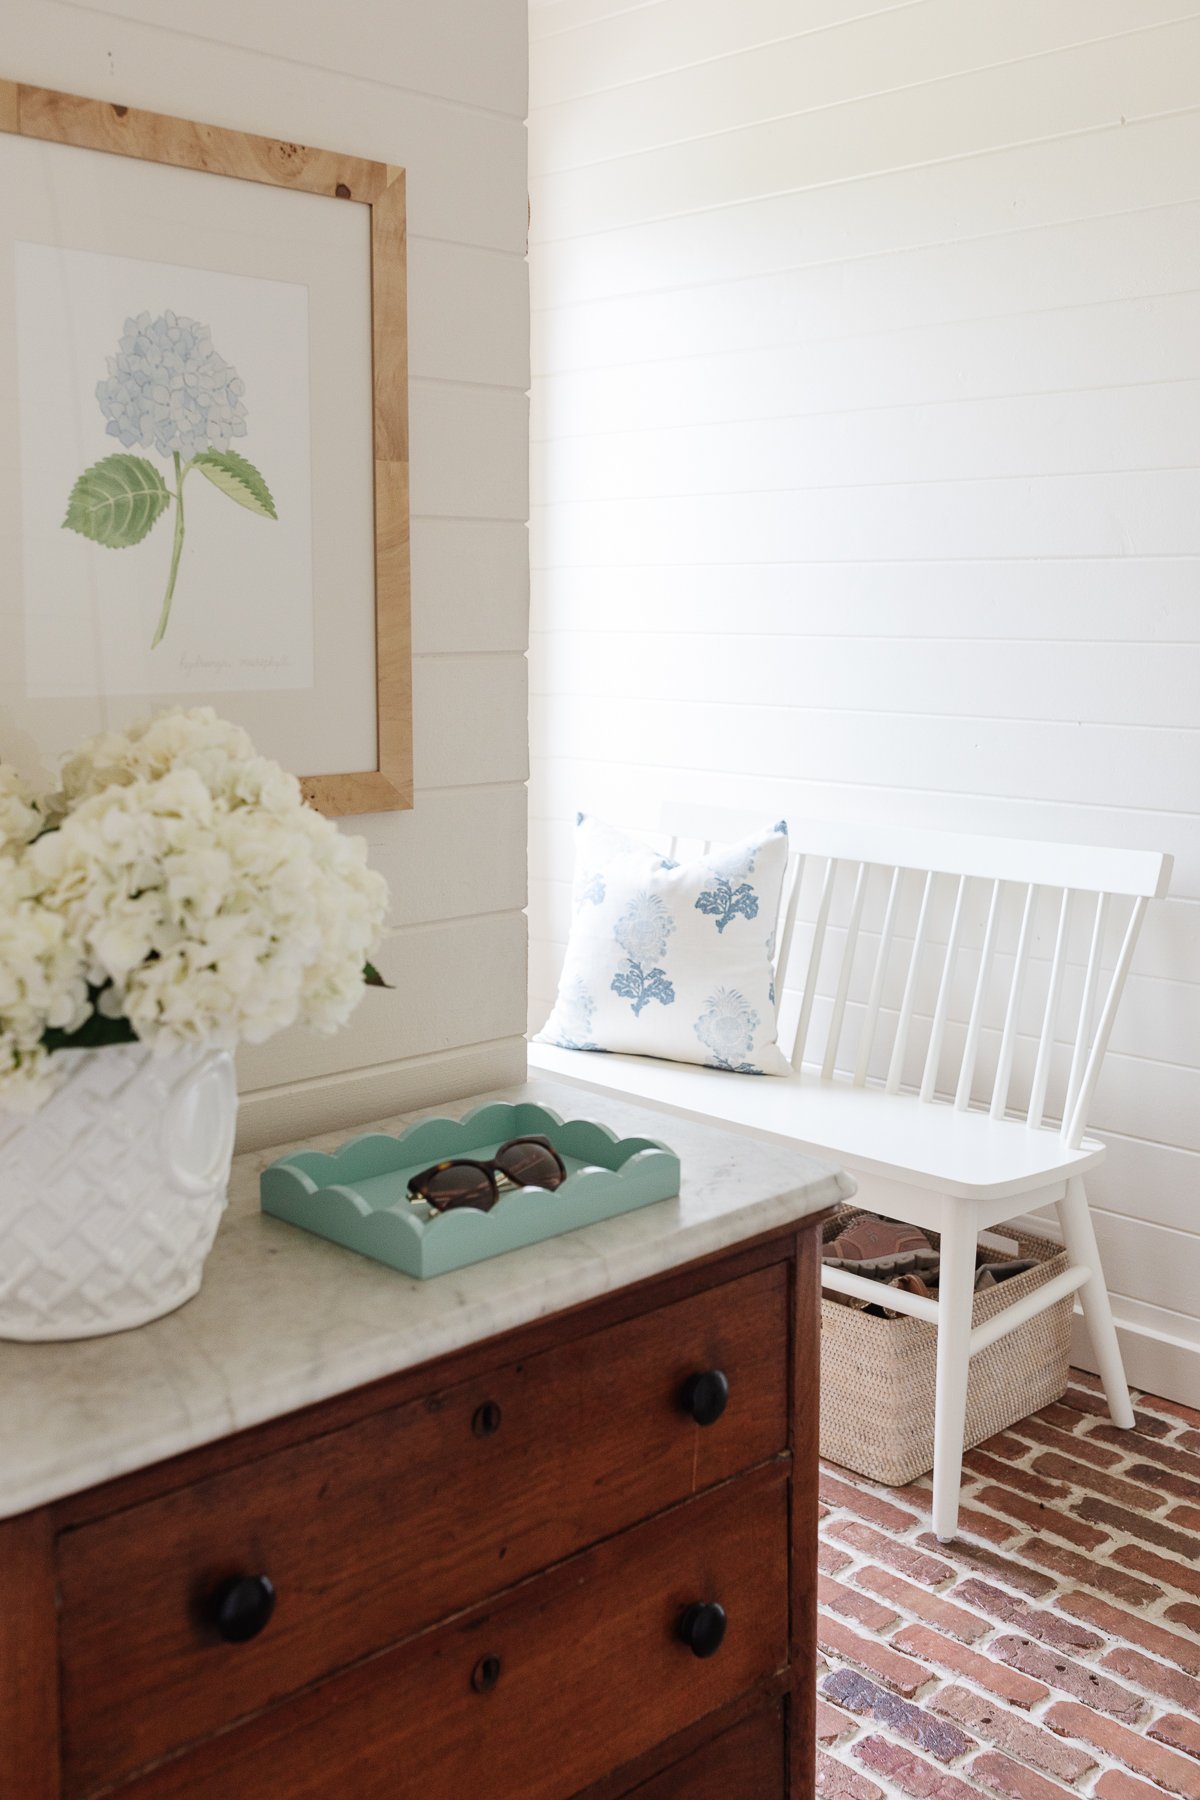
[819,1207,1073,1487]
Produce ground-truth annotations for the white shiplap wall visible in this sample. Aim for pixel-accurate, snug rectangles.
[8,0,530,1149]
[528,0,1200,1402]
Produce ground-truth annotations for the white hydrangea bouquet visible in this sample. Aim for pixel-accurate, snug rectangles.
[0,707,389,1114]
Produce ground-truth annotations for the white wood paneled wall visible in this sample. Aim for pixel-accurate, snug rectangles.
[528,0,1200,1402]
[8,0,531,1149]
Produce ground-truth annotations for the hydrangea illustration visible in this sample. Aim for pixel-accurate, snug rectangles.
[62,311,277,648]
[611,891,676,1016]
[694,987,764,1073]
[613,891,674,964]
[694,873,759,933]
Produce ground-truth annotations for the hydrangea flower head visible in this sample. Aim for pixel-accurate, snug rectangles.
[95,311,249,461]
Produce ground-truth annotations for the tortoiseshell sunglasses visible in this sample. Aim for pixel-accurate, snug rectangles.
[407,1135,568,1213]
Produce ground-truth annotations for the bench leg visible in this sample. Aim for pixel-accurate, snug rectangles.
[932,1212,977,1543]
[1056,1175,1134,1430]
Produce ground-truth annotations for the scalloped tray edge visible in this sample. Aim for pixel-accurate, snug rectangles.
[260,1101,682,1279]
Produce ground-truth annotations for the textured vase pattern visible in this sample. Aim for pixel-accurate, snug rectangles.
[0,1041,236,1341]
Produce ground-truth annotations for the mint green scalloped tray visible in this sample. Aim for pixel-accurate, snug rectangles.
[259,1101,681,1279]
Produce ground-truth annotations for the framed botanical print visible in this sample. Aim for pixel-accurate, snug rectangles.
[0,81,412,815]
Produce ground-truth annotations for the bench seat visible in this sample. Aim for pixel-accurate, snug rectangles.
[528,1041,1103,1204]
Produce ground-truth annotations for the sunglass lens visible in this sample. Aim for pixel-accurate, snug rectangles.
[413,1165,495,1211]
[494,1140,565,1190]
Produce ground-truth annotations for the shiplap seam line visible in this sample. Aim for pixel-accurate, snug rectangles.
[530,293,1200,386]
[533,13,1200,175]
[527,752,1200,823]
[530,0,922,52]
[413,377,533,396]
[533,463,1200,503]
[415,513,532,525]
[531,692,1200,735]
[530,628,1200,647]
[529,194,1200,313]
[530,374,1200,442]
[242,1034,529,1101]
[530,103,1200,248]
[530,553,1200,569]
[52,1,530,126]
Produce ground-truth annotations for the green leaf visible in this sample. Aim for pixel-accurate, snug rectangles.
[363,961,393,990]
[42,986,139,1053]
[62,454,171,549]
[194,449,278,519]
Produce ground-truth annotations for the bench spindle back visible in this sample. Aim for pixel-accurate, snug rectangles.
[662,810,1170,1151]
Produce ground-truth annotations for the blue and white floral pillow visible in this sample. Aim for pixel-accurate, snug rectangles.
[535,815,792,1077]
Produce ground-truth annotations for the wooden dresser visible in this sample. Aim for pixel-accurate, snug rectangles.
[0,1082,850,1800]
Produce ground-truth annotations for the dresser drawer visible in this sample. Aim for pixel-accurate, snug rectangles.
[616,1702,786,1800]
[113,1465,789,1800]
[58,1261,789,1794]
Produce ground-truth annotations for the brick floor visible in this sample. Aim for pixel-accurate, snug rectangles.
[816,1373,1200,1798]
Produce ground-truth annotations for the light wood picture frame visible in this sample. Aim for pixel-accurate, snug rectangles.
[0,80,412,816]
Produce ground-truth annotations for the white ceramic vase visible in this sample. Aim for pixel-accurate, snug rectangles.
[0,1040,237,1341]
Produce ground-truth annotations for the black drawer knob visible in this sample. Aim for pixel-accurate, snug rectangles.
[679,1601,727,1660]
[680,1369,729,1427]
[212,1574,276,1644]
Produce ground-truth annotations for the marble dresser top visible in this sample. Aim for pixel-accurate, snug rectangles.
[0,1077,853,1520]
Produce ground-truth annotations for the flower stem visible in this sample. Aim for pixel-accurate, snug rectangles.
[152,451,187,648]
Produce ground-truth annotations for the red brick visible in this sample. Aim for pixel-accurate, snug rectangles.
[817,1613,931,1699]
[1057,1590,1200,1677]
[1076,1495,1199,1557]
[829,1520,955,1585]
[929,1686,1096,1784]
[1029,1452,1167,1511]
[1139,1394,1200,1429]
[1166,1502,1200,1530]
[1101,1644,1200,1712]
[977,1429,1039,1459]
[816,1750,886,1799]
[1037,1402,1091,1432]
[915,1533,1057,1598]
[952,1578,1102,1653]
[1092,1431,1200,1483]
[890,1622,1048,1709]
[1165,1599,1200,1634]
[962,1451,1069,1500]
[987,1635,1146,1722]
[819,1573,898,1633]
[1060,1389,1171,1435]
[1180,1429,1200,1454]
[820,1667,975,1764]
[1150,1714,1200,1761]
[1020,1537,1163,1607]
[819,1470,922,1532]
[1008,1414,1123,1468]
[819,1540,854,1575]
[1043,1701,1200,1800]
[816,1697,855,1745]
[1096,1771,1183,1800]
[853,1735,980,1798]
[968,1752,1080,1800]
[1113,1541,1200,1599]
[972,1484,1109,1549]
[1127,1461,1200,1502]
[952,1501,1021,1546]
[854,1565,990,1644]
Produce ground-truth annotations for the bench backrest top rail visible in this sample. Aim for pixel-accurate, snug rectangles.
[660,805,1172,901]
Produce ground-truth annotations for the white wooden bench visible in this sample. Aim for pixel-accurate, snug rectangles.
[530,807,1172,1540]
